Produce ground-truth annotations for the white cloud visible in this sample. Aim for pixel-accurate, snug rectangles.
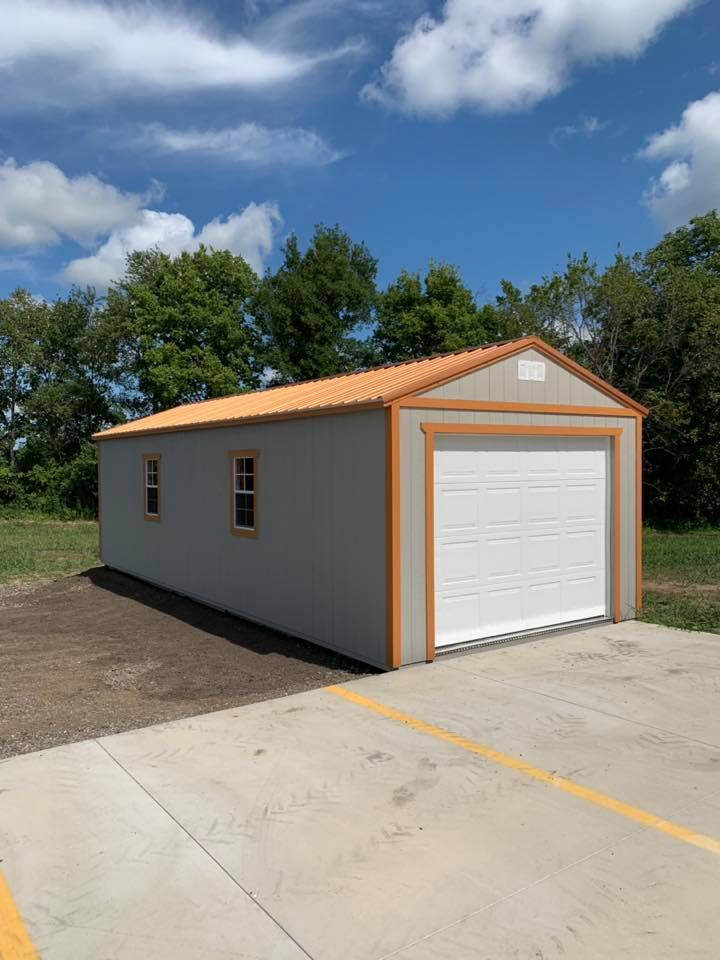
[140,122,344,167]
[0,0,356,107]
[364,0,695,116]
[0,155,281,287]
[62,203,282,287]
[550,115,610,145]
[640,90,720,227]
[0,158,151,248]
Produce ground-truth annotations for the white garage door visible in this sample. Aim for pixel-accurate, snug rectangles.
[434,434,609,649]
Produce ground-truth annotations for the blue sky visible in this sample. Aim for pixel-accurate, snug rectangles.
[0,0,718,302]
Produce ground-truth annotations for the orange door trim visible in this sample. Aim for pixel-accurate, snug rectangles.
[421,423,624,661]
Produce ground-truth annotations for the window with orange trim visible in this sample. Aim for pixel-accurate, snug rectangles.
[230,450,258,537]
[143,454,160,520]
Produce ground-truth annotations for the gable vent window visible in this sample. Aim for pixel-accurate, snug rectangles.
[518,359,546,382]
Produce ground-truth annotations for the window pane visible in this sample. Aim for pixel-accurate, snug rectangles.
[234,487,255,529]
[232,455,256,530]
[146,488,158,515]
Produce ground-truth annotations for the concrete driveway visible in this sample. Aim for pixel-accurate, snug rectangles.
[2,620,719,960]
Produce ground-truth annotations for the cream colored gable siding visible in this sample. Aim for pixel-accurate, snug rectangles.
[419,348,623,407]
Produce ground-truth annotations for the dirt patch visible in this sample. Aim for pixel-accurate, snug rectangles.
[0,567,371,759]
[644,580,720,595]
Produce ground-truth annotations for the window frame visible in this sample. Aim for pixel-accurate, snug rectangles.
[143,453,161,521]
[229,450,259,538]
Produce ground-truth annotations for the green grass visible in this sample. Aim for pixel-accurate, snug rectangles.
[0,518,100,585]
[1,516,718,635]
[640,527,720,634]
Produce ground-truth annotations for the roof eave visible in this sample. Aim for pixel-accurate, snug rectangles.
[92,397,387,441]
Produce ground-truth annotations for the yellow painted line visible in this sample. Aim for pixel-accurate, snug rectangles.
[326,685,720,858]
[0,871,40,960]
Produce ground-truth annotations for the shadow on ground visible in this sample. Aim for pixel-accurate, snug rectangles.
[82,565,371,671]
[0,567,372,759]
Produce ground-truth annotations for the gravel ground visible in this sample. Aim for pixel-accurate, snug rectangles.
[0,567,371,759]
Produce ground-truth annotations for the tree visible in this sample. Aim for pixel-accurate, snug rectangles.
[253,225,378,383]
[0,289,47,466]
[489,214,720,523]
[106,246,261,413]
[21,288,124,467]
[374,261,497,361]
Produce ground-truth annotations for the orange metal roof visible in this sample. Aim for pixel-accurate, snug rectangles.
[94,340,522,440]
[94,336,646,440]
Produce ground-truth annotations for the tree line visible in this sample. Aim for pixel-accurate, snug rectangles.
[2,213,720,523]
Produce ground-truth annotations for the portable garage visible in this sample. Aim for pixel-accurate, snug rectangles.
[95,336,648,670]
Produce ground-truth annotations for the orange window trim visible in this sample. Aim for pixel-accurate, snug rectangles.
[421,423,624,662]
[386,405,401,669]
[229,450,259,539]
[143,453,161,522]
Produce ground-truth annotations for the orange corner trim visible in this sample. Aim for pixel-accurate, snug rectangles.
[386,405,401,669]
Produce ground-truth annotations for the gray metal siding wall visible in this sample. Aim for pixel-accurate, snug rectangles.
[421,348,623,407]
[99,409,387,668]
[400,408,637,665]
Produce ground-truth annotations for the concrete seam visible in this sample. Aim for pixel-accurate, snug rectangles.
[94,739,315,960]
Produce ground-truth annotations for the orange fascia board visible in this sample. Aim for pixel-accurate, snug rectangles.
[393,336,649,417]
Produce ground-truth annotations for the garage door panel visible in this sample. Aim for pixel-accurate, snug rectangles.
[436,539,480,590]
[483,535,522,583]
[565,442,606,477]
[565,527,603,571]
[483,486,523,530]
[482,446,522,481]
[563,574,606,618]
[436,592,481,647]
[524,578,563,624]
[526,447,563,479]
[436,486,480,534]
[526,533,562,577]
[483,584,524,637]
[564,481,605,524]
[436,438,482,481]
[524,484,562,526]
[434,435,610,648]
